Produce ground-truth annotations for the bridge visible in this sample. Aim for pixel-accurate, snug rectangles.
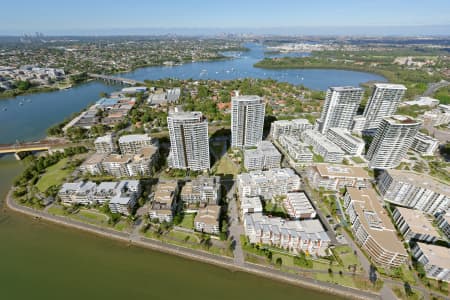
[88,73,145,86]
[0,139,71,159]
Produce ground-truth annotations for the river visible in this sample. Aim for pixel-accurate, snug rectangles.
[0,43,384,300]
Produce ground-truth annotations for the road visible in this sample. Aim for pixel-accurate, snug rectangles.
[423,80,449,97]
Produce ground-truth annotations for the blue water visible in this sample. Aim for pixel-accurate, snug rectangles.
[0,43,385,144]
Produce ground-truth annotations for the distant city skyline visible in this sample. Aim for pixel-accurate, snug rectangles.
[1,0,450,36]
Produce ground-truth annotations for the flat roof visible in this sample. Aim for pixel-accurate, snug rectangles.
[347,187,407,255]
[374,83,407,90]
[329,86,363,92]
[119,134,152,143]
[416,242,450,269]
[395,207,440,237]
[385,115,421,125]
[194,205,221,225]
[385,169,450,197]
[314,164,370,179]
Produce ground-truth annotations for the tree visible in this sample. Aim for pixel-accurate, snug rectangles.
[275,257,283,267]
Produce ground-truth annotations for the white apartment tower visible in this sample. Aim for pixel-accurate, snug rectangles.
[366,115,421,169]
[317,86,364,134]
[363,83,407,130]
[231,95,265,148]
[167,109,210,171]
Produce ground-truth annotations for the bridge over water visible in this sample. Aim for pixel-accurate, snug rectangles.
[88,73,145,86]
[0,139,73,159]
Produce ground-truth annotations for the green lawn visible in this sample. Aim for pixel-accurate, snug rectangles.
[47,205,68,216]
[71,209,109,226]
[214,156,238,175]
[36,158,72,192]
[114,220,132,232]
[333,245,361,269]
[179,213,195,230]
[351,156,365,164]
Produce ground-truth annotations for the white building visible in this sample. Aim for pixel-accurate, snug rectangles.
[244,141,281,171]
[167,109,210,171]
[317,86,364,134]
[344,187,408,268]
[79,153,105,175]
[412,243,450,283]
[283,192,316,220]
[108,180,140,216]
[366,115,421,169]
[402,97,439,107]
[231,95,265,148]
[58,181,96,205]
[278,135,313,164]
[326,127,365,156]
[238,168,301,200]
[240,196,263,218]
[94,134,116,154]
[244,213,330,256]
[352,115,367,136]
[149,181,179,223]
[436,213,450,239]
[377,169,449,215]
[392,207,441,243]
[118,134,154,154]
[306,164,371,191]
[301,130,345,163]
[180,176,221,208]
[363,83,406,130]
[271,118,313,140]
[410,132,440,156]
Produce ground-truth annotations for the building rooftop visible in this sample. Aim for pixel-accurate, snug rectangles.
[395,207,441,237]
[103,154,132,163]
[347,187,407,255]
[231,95,262,102]
[385,115,421,125]
[241,196,263,211]
[415,242,450,269]
[374,83,407,90]
[95,134,113,144]
[384,169,450,197]
[194,205,221,225]
[329,86,363,92]
[314,164,370,179]
[119,134,152,143]
[82,153,106,165]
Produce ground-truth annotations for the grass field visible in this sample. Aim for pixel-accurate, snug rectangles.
[214,155,238,175]
[71,209,109,226]
[351,156,365,164]
[36,158,72,192]
[47,205,68,216]
[179,214,195,229]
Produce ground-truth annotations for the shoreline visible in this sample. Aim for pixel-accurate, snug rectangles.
[4,188,379,300]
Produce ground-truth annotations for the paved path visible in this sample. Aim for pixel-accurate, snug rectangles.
[228,181,245,266]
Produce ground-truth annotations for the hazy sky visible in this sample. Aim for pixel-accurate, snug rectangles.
[1,0,450,35]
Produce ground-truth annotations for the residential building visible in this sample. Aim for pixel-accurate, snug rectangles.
[278,135,313,164]
[363,83,406,130]
[402,97,439,107]
[79,153,105,175]
[392,207,441,243]
[240,196,263,218]
[244,141,281,171]
[149,181,179,223]
[423,106,450,127]
[344,187,408,268]
[94,182,121,204]
[412,243,450,283]
[317,86,364,134]
[180,176,221,209]
[271,118,313,140]
[244,213,330,256]
[58,182,96,205]
[410,132,440,156]
[283,192,316,219]
[436,213,450,239]
[167,109,210,171]
[306,164,370,191]
[326,127,365,156]
[301,130,345,163]
[108,180,140,216]
[366,115,421,169]
[377,169,449,215]
[118,134,154,154]
[101,154,132,177]
[352,115,366,136]
[231,94,265,148]
[94,134,116,154]
[237,168,301,200]
[126,146,159,176]
[194,205,221,235]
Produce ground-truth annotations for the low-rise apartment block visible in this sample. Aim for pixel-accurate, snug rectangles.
[149,181,179,223]
[58,181,97,205]
[244,141,281,171]
[436,213,450,239]
[79,153,106,175]
[271,118,313,140]
[344,187,408,268]
[326,127,365,156]
[244,213,330,256]
[194,205,221,235]
[278,135,313,164]
[94,134,116,154]
[306,164,371,191]
[237,168,301,200]
[240,196,263,218]
[283,192,316,219]
[392,207,441,243]
[108,180,140,216]
[301,130,345,163]
[118,134,155,154]
[378,169,449,215]
[410,132,440,156]
[180,176,221,209]
[412,243,450,283]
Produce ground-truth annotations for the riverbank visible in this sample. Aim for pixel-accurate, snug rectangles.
[5,188,378,300]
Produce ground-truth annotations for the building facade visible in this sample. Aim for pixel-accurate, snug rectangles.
[392,207,440,243]
[118,134,154,154]
[278,135,313,164]
[326,127,365,156]
[271,118,313,140]
[149,181,179,223]
[366,115,421,169]
[231,95,265,148]
[410,132,440,156]
[306,164,370,191]
[412,243,450,283]
[194,205,221,235]
[94,134,116,154]
[283,192,316,220]
[180,176,221,209]
[301,130,345,163]
[244,141,281,171]
[436,213,450,239]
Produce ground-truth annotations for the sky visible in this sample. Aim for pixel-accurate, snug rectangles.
[1,0,450,35]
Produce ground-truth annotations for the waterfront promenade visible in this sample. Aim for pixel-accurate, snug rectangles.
[5,189,379,300]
